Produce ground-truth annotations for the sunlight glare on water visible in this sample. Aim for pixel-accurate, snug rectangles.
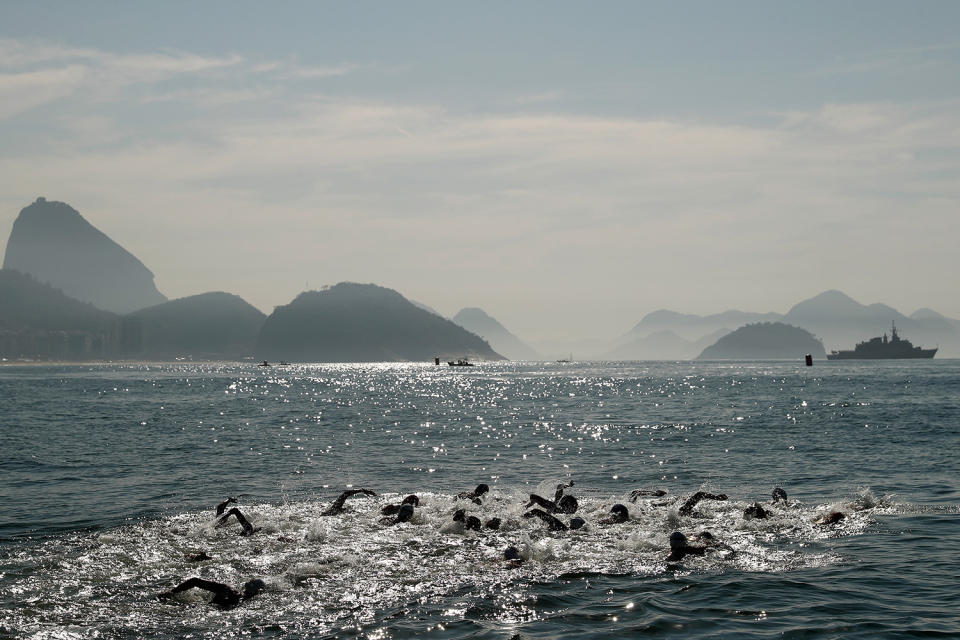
[1,361,958,639]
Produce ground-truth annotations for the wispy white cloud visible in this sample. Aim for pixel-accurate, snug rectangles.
[0,38,366,122]
[1,36,958,336]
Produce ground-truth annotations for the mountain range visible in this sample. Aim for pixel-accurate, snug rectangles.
[2,196,957,362]
[610,290,960,360]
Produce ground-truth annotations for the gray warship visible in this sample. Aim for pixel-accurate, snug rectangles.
[826,322,937,360]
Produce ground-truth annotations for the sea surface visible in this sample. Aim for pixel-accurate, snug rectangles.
[1,360,958,639]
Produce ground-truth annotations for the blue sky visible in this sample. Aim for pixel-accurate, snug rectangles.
[1,2,958,346]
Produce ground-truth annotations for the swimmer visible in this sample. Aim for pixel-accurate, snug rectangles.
[599,503,629,524]
[666,531,707,562]
[693,530,735,554]
[554,480,574,501]
[678,491,727,517]
[629,488,667,502]
[379,502,414,526]
[216,507,256,536]
[772,487,788,504]
[215,497,238,516]
[815,511,845,526]
[455,484,489,505]
[569,517,586,530]
[158,577,265,610]
[523,508,568,531]
[525,493,579,514]
[743,502,769,519]
[452,509,482,531]
[484,517,502,530]
[321,488,377,516]
[503,546,524,568]
[381,494,419,516]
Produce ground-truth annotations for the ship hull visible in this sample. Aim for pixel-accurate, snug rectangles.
[826,348,937,360]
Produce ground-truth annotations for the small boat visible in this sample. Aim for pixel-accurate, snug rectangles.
[448,358,474,367]
[278,361,291,366]
[258,360,272,367]
[556,353,572,363]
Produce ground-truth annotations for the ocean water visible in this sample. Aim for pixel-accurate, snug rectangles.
[1,360,958,639]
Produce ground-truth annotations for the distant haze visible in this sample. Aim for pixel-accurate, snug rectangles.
[2,3,959,347]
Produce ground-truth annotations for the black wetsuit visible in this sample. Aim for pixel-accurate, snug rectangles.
[629,488,667,502]
[321,488,377,516]
[678,491,727,516]
[379,502,414,525]
[216,507,255,536]
[455,484,489,505]
[381,494,419,516]
[523,508,568,531]
[158,577,263,610]
[215,497,238,516]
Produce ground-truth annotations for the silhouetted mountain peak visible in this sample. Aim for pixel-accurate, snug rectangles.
[124,291,266,359]
[3,198,166,314]
[453,307,541,361]
[257,283,504,362]
[697,322,825,360]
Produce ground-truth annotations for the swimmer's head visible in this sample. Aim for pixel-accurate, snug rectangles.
[772,487,788,503]
[697,530,714,541]
[474,484,490,496]
[397,503,414,522]
[503,546,522,561]
[569,517,586,530]
[453,508,466,522]
[610,504,629,522]
[402,494,420,506]
[669,531,687,550]
[558,495,578,514]
[242,579,266,599]
[485,517,502,530]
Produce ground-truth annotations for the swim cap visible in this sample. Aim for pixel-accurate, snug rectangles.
[503,546,521,561]
[610,504,628,522]
[243,579,266,599]
[569,517,586,530]
[669,531,687,549]
[397,503,414,522]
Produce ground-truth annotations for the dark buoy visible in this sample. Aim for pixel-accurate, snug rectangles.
[805,354,813,366]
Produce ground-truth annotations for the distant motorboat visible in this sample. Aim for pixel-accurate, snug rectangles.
[556,353,572,363]
[448,358,474,367]
[258,360,272,367]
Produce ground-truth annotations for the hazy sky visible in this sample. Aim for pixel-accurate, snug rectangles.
[1,1,958,345]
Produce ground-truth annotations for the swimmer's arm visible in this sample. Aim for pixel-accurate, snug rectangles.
[216,507,254,535]
[215,497,237,516]
[159,577,233,600]
[323,488,377,514]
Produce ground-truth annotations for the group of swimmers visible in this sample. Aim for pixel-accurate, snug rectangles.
[159,482,851,608]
